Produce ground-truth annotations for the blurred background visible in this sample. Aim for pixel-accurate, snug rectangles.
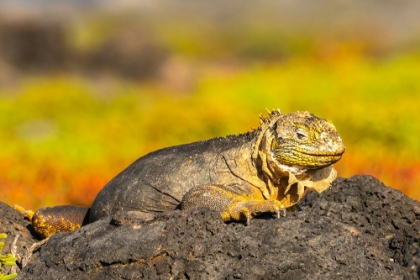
[0,0,419,209]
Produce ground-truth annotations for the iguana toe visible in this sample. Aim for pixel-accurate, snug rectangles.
[246,215,252,226]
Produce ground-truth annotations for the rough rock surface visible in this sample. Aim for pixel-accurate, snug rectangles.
[2,175,420,279]
[0,201,38,276]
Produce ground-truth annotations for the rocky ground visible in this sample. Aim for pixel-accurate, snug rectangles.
[1,175,419,279]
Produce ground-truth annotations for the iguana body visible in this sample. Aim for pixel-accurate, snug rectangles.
[22,110,345,238]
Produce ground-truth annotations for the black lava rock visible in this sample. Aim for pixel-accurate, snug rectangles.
[2,175,419,279]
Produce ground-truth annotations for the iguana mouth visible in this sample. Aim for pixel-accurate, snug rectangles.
[271,148,344,169]
[299,152,344,168]
[299,147,346,157]
[299,149,345,166]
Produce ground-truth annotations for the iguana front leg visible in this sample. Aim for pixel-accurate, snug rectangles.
[181,185,287,225]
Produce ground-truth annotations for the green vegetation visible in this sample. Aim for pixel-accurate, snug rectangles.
[0,234,17,280]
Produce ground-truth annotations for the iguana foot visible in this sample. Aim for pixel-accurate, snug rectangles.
[247,207,285,225]
[223,199,286,225]
[181,185,287,225]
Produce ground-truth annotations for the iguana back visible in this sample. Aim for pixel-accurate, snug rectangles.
[90,131,258,222]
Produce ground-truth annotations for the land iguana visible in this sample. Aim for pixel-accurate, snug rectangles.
[17,110,345,239]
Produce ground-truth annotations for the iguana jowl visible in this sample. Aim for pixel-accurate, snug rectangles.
[21,110,345,238]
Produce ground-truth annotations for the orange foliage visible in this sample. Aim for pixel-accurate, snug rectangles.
[335,153,420,199]
[0,156,128,209]
[2,148,420,211]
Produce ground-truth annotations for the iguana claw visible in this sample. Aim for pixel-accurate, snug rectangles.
[275,208,286,219]
[281,208,286,217]
[246,215,252,226]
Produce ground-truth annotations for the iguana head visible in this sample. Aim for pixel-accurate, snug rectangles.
[268,111,345,170]
[253,110,345,203]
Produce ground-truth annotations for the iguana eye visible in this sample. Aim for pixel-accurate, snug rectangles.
[295,130,307,141]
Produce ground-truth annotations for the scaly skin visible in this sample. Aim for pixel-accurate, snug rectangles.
[181,110,345,223]
[17,110,345,239]
[270,113,343,168]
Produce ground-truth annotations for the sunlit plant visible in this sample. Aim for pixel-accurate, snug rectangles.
[0,233,17,280]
